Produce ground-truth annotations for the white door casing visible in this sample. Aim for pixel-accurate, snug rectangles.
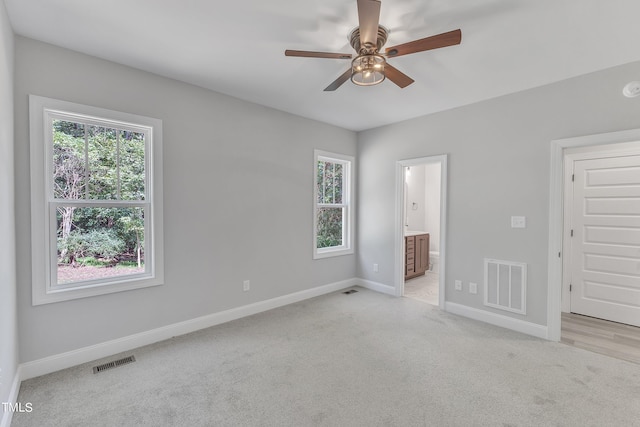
[569,155,640,326]
[395,155,447,308]
[549,131,640,342]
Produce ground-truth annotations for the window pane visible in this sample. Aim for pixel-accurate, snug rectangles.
[53,120,86,200]
[88,126,118,200]
[317,161,325,204]
[317,161,343,204]
[317,207,344,248]
[56,206,145,285]
[119,130,146,200]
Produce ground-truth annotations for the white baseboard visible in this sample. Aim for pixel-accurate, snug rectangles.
[444,302,548,339]
[20,279,358,381]
[0,366,22,427]
[356,278,396,296]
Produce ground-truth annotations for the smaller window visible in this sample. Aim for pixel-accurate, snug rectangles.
[313,150,354,259]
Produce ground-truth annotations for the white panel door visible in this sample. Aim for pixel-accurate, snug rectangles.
[570,155,640,326]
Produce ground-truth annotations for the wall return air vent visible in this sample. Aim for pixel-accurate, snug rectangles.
[484,259,527,315]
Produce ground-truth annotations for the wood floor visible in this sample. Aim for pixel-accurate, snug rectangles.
[561,312,640,364]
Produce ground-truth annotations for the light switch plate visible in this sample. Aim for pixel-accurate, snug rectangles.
[511,216,526,228]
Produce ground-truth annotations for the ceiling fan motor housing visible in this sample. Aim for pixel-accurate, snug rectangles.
[349,25,389,54]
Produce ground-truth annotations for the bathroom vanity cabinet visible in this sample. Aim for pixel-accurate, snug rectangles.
[405,233,429,280]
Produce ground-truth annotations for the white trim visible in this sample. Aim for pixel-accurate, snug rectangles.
[395,155,448,307]
[445,302,548,339]
[19,279,357,380]
[313,150,355,259]
[548,128,640,341]
[561,152,575,313]
[0,366,22,427]
[29,95,164,305]
[356,278,396,296]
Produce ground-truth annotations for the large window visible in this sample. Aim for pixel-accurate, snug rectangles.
[29,95,163,305]
[314,150,354,259]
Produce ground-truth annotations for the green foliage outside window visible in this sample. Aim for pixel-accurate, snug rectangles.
[316,208,343,248]
[57,228,125,267]
[316,160,345,249]
[53,119,146,270]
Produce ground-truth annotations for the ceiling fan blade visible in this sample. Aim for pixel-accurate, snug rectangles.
[357,0,381,50]
[384,63,414,88]
[285,50,352,59]
[324,69,352,91]
[385,29,462,58]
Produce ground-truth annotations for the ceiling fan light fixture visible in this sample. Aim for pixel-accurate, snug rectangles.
[351,54,386,86]
[284,2,461,91]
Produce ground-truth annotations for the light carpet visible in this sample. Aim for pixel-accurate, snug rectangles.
[12,287,640,426]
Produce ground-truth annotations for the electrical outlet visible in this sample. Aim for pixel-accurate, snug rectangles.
[373,263,379,272]
[455,280,462,291]
[469,282,478,294]
[243,280,250,291]
[511,216,526,228]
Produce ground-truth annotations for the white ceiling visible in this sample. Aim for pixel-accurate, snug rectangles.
[5,0,640,131]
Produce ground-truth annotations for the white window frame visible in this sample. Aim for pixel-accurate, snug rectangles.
[313,150,354,259]
[29,95,164,305]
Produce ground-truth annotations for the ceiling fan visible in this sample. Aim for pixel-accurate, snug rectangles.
[284,0,462,91]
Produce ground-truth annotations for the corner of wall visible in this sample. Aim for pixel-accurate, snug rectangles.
[0,0,19,418]
[0,367,22,427]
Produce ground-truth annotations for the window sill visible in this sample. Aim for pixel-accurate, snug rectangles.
[33,275,163,306]
[313,247,354,259]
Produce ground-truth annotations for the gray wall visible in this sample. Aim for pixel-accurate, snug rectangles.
[12,28,640,366]
[358,60,640,326]
[14,37,357,362]
[0,0,17,407]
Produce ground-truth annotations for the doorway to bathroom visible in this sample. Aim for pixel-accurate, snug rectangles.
[395,155,447,307]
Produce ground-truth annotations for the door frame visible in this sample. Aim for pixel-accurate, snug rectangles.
[547,128,640,341]
[394,155,448,307]
[562,146,640,314]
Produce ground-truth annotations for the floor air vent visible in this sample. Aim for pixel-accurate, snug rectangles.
[93,355,136,374]
[343,289,358,294]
